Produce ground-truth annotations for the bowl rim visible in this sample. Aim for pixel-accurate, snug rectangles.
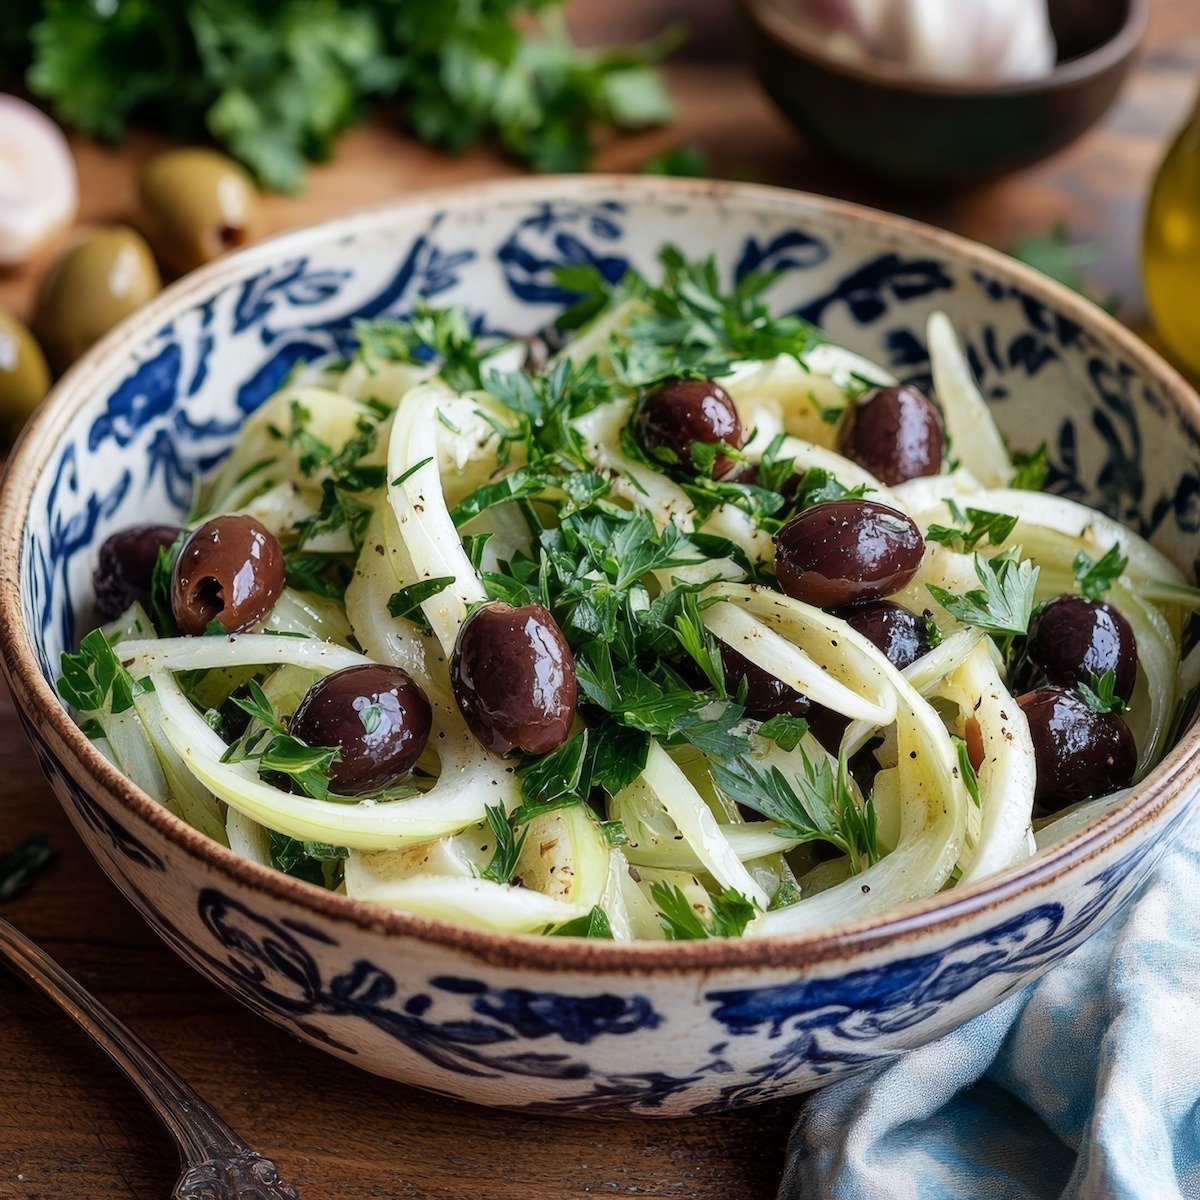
[2,172,1198,975]
[738,0,1149,99]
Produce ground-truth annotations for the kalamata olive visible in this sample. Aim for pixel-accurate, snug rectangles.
[834,599,932,670]
[1017,686,1137,814]
[171,514,285,635]
[0,312,51,440]
[807,705,849,753]
[633,377,743,478]
[838,385,944,485]
[93,524,181,621]
[289,664,432,794]
[721,645,810,719]
[137,148,261,276]
[451,602,576,756]
[773,500,925,609]
[1012,595,1138,701]
[33,226,162,372]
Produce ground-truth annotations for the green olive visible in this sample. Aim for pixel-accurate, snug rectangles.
[0,312,51,440]
[33,226,162,373]
[138,148,262,276]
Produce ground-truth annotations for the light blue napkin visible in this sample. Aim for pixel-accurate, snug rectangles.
[780,809,1200,1200]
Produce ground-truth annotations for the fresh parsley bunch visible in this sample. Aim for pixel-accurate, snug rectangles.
[3,0,676,191]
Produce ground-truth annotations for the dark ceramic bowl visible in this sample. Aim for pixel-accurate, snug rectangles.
[737,0,1149,189]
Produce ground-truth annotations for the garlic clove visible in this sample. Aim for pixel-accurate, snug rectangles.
[0,95,79,267]
[792,0,1057,85]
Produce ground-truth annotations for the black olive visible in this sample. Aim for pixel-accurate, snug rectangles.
[451,602,577,756]
[171,514,285,635]
[1017,686,1137,814]
[632,376,743,478]
[289,664,432,794]
[838,385,944,485]
[721,645,810,720]
[806,705,850,753]
[834,600,932,670]
[1012,595,1138,701]
[773,500,925,609]
[93,524,181,621]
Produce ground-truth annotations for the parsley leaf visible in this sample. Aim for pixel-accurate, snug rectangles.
[284,551,353,601]
[650,882,757,940]
[550,906,615,938]
[1078,669,1130,715]
[58,629,149,716]
[926,508,1019,553]
[269,834,348,890]
[641,143,709,177]
[927,553,1040,639]
[757,714,809,752]
[562,246,823,388]
[1010,222,1120,313]
[479,804,527,885]
[387,577,455,634]
[223,680,340,799]
[518,732,591,805]
[1009,443,1049,491]
[0,835,54,902]
[150,533,187,636]
[1073,545,1128,600]
[712,748,879,871]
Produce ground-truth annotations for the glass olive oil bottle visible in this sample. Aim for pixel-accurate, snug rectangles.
[1145,93,1200,376]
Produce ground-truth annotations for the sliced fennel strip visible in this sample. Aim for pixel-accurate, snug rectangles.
[927,312,1012,489]
[153,671,518,849]
[703,584,897,727]
[387,380,487,655]
[632,743,770,910]
[936,642,1035,884]
[115,635,373,679]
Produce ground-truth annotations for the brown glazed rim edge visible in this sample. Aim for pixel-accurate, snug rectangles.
[1,173,1197,976]
[739,0,1149,99]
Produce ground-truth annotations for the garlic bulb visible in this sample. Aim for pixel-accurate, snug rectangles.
[793,0,1057,84]
[0,95,79,266]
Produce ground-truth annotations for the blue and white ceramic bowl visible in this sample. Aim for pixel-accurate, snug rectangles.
[3,176,1199,1117]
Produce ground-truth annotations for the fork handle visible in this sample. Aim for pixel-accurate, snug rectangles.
[0,915,249,1165]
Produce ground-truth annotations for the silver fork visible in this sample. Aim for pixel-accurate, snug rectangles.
[0,915,300,1199]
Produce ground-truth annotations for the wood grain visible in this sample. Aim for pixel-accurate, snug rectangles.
[0,2,1198,1196]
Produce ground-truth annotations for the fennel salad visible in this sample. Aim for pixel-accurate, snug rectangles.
[59,249,1200,940]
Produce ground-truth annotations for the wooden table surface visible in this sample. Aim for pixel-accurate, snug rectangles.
[1,3,1198,1197]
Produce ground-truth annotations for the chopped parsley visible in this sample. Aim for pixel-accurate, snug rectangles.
[550,906,615,938]
[556,245,824,386]
[479,805,527,885]
[1073,545,1128,601]
[270,834,348,890]
[926,506,1019,553]
[712,748,880,871]
[651,882,758,940]
[927,552,1039,641]
[387,577,455,634]
[223,681,340,799]
[58,629,150,716]
[1009,443,1049,491]
[0,835,54,902]
[1078,669,1130,716]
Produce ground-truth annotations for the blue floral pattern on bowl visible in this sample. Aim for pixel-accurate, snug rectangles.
[6,178,1198,1115]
